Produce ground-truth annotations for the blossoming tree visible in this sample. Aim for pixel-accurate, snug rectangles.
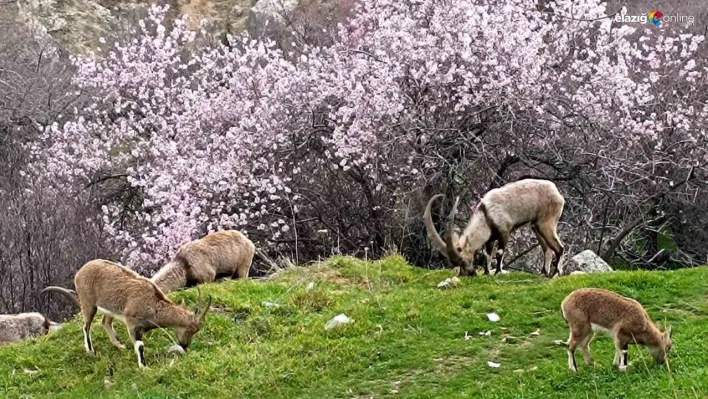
[40,0,707,272]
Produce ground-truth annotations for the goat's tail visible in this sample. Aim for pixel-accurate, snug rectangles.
[41,286,80,308]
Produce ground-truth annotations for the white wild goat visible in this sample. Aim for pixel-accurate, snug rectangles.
[151,230,256,293]
[561,288,673,372]
[42,259,211,368]
[424,179,565,277]
[0,312,56,345]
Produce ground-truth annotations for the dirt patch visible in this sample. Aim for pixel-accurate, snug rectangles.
[433,355,475,374]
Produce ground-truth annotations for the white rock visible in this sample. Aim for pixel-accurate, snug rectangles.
[487,361,501,368]
[486,312,500,322]
[325,314,353,330]
[561,250,613,276]
[437,277,461,289]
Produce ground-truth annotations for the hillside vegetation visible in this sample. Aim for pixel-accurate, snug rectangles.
[1,256,707,398]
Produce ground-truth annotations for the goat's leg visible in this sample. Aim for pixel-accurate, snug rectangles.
[532,225,553,277]
[538,222,564,277]
[126,319,147,368]
[567,330,580,372]
[102,315,126,350]
[579,332,597,366]
[481,239,496,275]
[81,305,97,355]
[493,233,509,275]
[614,338,629,372]
[613,339,621,366]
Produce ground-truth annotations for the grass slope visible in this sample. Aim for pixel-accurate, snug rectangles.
[1,256,707,398]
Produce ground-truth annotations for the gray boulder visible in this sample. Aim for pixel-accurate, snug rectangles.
[561,250,613,276]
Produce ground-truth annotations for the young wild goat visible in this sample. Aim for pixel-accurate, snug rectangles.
[42,259,211,368]
[424,179,565,277]
[561,288,673,372]
[0,312,54,345]
[151,230,255,293]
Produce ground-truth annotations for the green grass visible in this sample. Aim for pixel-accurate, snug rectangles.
[1,255,707,398]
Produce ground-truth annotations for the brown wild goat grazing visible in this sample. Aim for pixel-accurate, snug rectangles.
[0,312,54,345]
[151,230,255,293]
[42,259,211,368]
[424,179,565,277]
[561,288,673,372]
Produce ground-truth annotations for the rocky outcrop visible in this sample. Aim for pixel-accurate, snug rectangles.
[8,0,280,56]
[247,0,299,37]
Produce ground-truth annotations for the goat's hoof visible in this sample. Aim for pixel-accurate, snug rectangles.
[618,365,628,373]
[115,344,126,350]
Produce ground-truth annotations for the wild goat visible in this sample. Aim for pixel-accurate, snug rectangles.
[151,230,255,293]
[424,179,565,277]
[42,259,211,368]
[561,288,673,372]
[0,312,55,345]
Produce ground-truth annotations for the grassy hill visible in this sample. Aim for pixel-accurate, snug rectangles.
[1,256,707,398]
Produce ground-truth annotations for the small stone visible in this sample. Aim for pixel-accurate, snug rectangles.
[262,301,280,308]
[325,314,353,330]
[486,313,500,322]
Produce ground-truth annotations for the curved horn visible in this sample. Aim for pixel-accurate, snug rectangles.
[41,286,80,308]
[198,295,212,322]
[194,287,203,314]
[423,194,448,256]
[445,196,469,268]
